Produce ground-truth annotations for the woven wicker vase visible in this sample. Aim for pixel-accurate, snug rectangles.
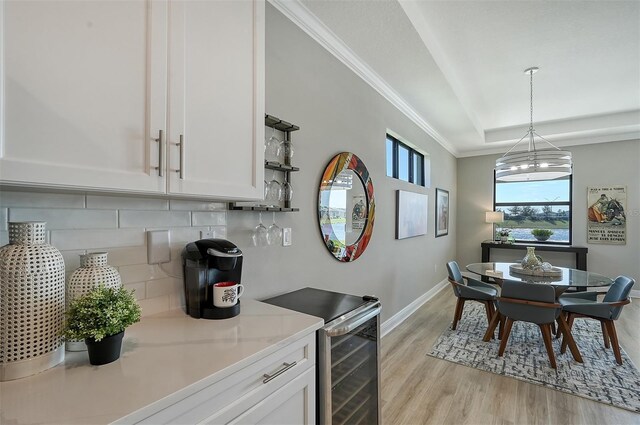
[0,222,65,381]
[66,252,122,351]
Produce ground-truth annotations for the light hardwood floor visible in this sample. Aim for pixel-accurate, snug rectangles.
[381,287,640,425]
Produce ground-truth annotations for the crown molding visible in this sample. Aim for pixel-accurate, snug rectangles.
[267,0,458,156]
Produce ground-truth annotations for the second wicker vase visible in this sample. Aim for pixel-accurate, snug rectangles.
[66,252,122,351]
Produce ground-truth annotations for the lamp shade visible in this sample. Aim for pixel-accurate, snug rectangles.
[485,211,504,223]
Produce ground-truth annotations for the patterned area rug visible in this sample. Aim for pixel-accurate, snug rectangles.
[428,303,640,412]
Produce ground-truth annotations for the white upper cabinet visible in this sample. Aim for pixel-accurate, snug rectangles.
[0,0,264,200]
[0,0,167,193]
[167,0,265,200]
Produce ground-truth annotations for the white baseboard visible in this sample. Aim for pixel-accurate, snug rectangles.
[631,289,640,299]
[381,279,448,338]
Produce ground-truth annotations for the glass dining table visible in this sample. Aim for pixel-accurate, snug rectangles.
[465,262,614,364]
[466,262,614,293]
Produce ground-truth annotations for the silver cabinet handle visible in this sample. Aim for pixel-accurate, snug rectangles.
[262,361,296,384]
[175,134,185,179]
[153,130,165,177]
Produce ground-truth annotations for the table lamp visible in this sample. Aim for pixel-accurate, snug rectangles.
[485,211,504,241]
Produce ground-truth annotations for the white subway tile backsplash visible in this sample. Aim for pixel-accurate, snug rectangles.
[119,264,167,284]
[138,295,170,317]
[146,277,181,299]
[0,190,228,316]
[210,226,227,239]
[170,291,186,310]
[105,246,148,267]
[125,282,146,300]
[61,250,87,275]
[0,191,85,208]
[149,226,208,244]
[192,212,226,226]
[86,195,169,210]
[9,208,117,230]
[170,200,226,211]
[119,210,190,228]
[50,228,145,250]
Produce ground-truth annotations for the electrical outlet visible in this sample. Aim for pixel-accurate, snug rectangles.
[200,230,214,239]
[282,228,292,246]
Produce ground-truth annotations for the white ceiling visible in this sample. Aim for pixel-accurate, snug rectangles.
[277,0,640,157]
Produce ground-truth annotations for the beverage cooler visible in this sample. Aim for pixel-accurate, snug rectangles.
[263,288,381,425]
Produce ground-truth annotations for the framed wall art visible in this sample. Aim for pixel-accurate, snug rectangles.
[435,188,449,237]
[587,186,626,244]
[396,190,428,239]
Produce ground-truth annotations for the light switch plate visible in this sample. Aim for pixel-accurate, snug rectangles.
[147,230,170,264]
[282,228,292,246]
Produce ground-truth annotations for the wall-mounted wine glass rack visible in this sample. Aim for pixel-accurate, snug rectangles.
[228,114,300,212]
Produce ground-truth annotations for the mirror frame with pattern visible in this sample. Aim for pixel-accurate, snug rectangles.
[318,152,375,262]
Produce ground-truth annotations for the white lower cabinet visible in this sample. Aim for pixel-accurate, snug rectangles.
[123,332,316,425]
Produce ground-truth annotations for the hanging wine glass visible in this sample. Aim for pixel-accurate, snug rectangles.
[267,213,282,246]
[281,180,293,203]
[265,170,282,205]
[281,139,294,165]
[251,212,268,247]
[265,127,281,163]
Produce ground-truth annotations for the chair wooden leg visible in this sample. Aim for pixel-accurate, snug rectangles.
[604,320,623,365]
[600,320,610,349]
[539,324,557,369]
[483,311,501,342]
[555,312,568,339]
[452,298,465,330]
[498,318,514,357]
[483,301,492,324]
[560,312,575,354]
[556,315,583,363]
[550,322,556,336]
[498,315,505,339]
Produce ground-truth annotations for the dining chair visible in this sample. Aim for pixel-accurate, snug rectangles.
[559,275,634,365]
[483,280,574,369]
[446,261,498,331]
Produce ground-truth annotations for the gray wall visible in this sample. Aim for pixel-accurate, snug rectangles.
[457,139,640,281]
[226,5,457,321]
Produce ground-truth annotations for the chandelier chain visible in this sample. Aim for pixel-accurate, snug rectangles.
[530,69,534,131]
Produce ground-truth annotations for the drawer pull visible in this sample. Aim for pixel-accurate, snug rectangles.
[262,361,296,384]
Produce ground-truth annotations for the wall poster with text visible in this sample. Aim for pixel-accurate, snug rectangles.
[587,186,626,244]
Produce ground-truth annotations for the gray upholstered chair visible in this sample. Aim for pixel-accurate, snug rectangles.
[446,261,498,331]
[485,280,567,368]
[559,276,634,365]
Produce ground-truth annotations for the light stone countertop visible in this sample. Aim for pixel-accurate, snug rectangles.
[0,299,323,425]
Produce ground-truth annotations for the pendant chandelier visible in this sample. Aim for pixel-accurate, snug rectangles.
[495,67,572,182]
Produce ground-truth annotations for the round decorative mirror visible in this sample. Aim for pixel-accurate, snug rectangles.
[318,152,375,262]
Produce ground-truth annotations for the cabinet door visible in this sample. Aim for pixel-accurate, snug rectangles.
[167,0,265,200]
[0,0,167,193]
[226,367,315,425]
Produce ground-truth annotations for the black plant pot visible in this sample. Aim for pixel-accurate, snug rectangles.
[534,235,550,242]
[85,331,124,365]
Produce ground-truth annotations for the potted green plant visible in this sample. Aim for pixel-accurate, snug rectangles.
[63,285,141,365]
[497,228,511,243]
[531,228,554,241]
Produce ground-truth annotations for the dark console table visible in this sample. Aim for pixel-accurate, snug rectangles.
[481,242,588,271]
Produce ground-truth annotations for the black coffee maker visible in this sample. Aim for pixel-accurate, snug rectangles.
[182,238,243,319]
